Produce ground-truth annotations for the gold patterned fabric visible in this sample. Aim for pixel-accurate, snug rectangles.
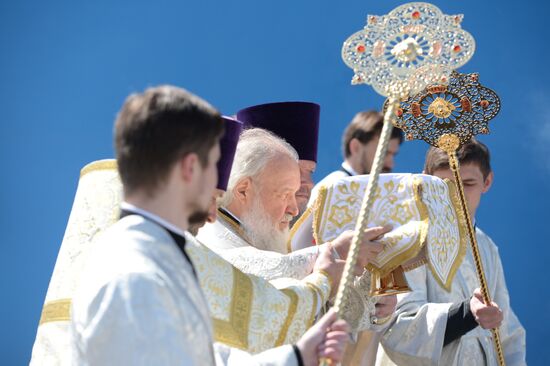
[187,234,330,353]
[30,160,122,365]
[199,209,383,337]
[291,173,466,291]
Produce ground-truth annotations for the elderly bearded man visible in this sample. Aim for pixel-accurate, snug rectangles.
[197,128,387,274]
[197,128,393,339]
[236,102,320,224]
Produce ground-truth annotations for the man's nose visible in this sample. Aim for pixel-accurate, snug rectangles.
[287,195,299,217]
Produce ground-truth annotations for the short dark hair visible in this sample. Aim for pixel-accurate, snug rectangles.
[342,110,404,158]
[424,138,492,179]
[115,85,224,195]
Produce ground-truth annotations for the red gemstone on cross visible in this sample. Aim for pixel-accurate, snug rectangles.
[412,11,421,19]
[453,45,462,53]
[357,44,366,53]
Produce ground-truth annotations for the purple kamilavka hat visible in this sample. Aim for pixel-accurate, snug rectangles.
[236,102,320,162]
[217,116,243,191]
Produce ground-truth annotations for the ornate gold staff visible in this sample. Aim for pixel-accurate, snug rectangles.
[320,3,476,365]
[387,70,505,365]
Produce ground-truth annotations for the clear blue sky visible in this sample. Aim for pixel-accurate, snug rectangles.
[1,0,548,364]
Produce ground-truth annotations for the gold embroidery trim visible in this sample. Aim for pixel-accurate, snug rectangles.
[366,176,430,277]
[426,179,467,291]
[275,288,299,346]
[312,185,331,245]
[212,266,253,350]
[80,159,117,178]
[287,205,314,253]
[305,284,319,328]
[314,270,333,296]
[39,298,71,325]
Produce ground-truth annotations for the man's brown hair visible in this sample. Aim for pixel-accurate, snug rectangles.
[424,137,492,179]
[115,85,224,195]
[342,110,404,158]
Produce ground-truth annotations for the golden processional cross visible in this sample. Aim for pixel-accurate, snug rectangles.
[387,69,504,365]
[321,2,504,365]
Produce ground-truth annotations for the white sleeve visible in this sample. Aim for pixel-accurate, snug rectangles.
[71,273,212,366]
[214,343,298,366]
[379,266,452,366]
[221,245,319,281]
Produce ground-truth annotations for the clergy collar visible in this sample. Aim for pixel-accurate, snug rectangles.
[120,202,197,278]
[120,202,187,237]
[341,161,359,177]
[218,207,242,227]
[217,207,249,239]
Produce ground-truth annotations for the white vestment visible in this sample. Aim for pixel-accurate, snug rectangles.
[377,227,526,366]
[71,214,299,366]
[197,210,321,281]
[309,163,353,208]
[197,210,380,337]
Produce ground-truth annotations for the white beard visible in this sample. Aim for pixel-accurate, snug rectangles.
[240,199,291,254]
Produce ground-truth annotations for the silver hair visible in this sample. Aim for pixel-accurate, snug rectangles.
[219,128,298,207]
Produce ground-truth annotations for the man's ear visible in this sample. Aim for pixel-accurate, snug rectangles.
[233,177,252,204]
[179,153,199,183]
[482,171,494,194]
[349,138,361,156]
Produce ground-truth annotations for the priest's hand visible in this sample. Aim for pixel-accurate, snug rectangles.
[314,245,345,298]
[331,225,391,268]
[375,294,397,319]
[296,309,350,366]
[470,288,503,329]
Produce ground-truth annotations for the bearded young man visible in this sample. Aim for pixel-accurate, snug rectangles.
[70,86,350,366]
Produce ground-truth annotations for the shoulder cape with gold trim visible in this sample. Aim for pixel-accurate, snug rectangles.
[290,173,467,291]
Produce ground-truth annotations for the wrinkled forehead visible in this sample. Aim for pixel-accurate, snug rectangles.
[256,155,300,189]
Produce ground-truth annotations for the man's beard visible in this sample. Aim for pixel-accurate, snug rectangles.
[188,210,209,235]
[240,199,292,254]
